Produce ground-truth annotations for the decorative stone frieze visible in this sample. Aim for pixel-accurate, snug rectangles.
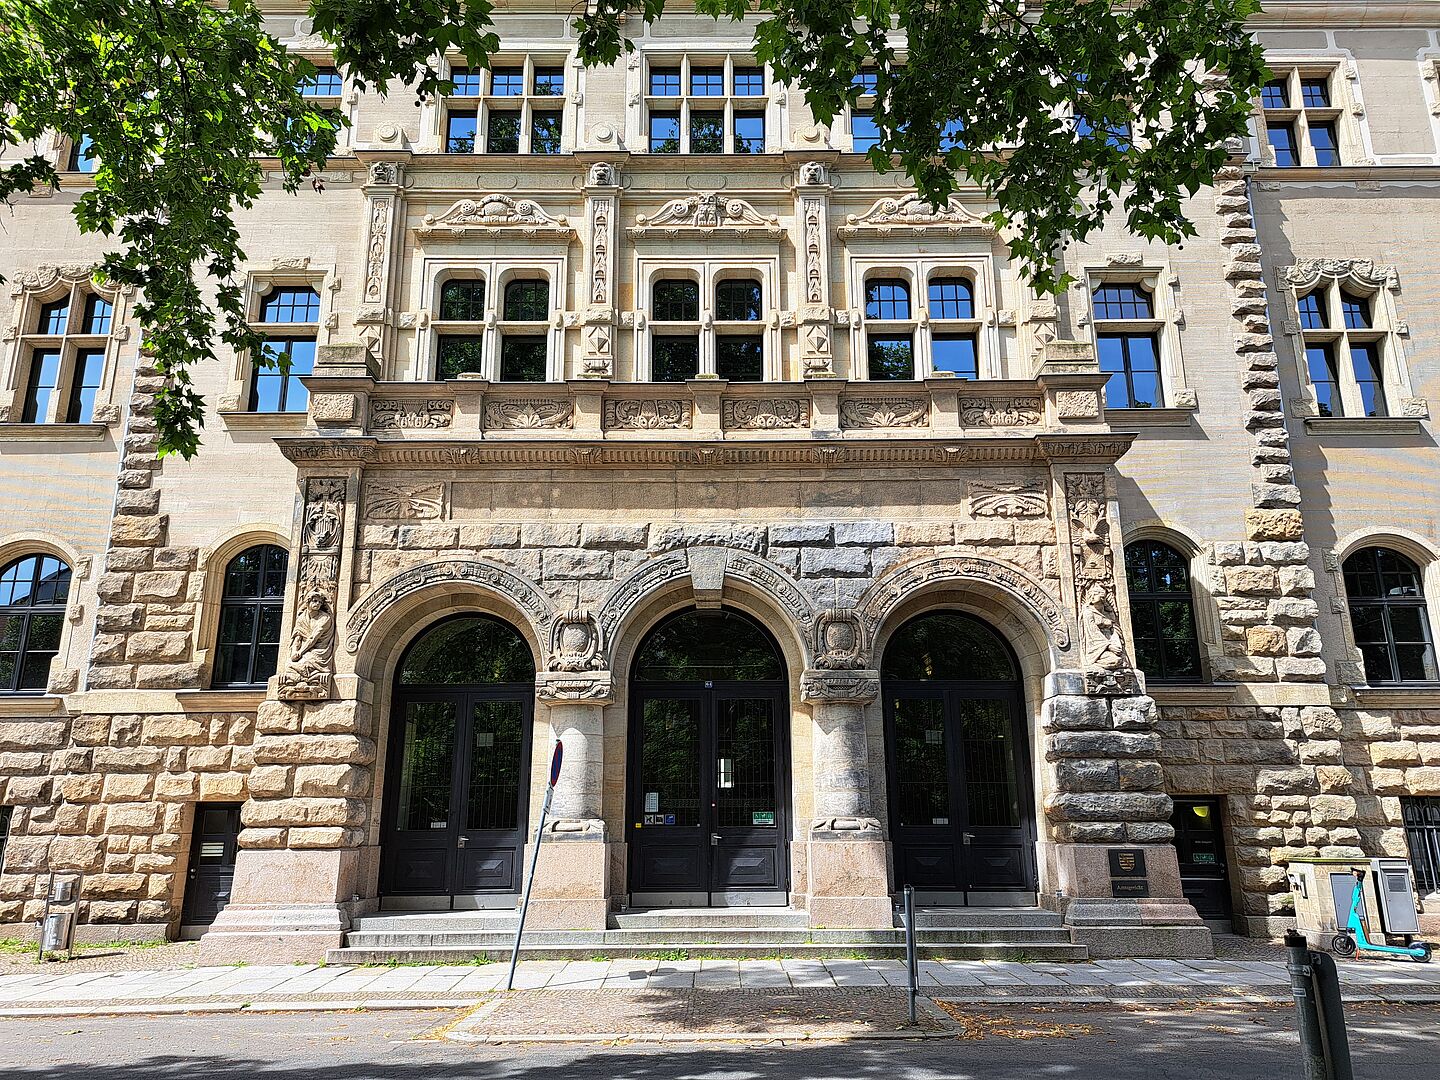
[838,396,929,429]
[417,195,570,237]
[276,479,345,701]
[370,398,452,429]
[721,397,811,430]
[603,399,692,430]
[483,398,574,430]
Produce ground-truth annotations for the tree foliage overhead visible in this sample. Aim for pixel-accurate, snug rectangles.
[0,0,1266,458]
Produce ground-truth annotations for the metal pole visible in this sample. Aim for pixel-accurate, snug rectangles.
[1284,929,1329,1080]
[505,782,553,991]
[903,883,919,1025]
[1311,949,1354,1080]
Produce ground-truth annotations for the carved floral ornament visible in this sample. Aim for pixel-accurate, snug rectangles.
[813,608,867,670]
[722,397,811,431]
[8,263,116,301]
[363,482,444,520]
[548,609,606,672]
[1280,258,1399,295]
[417,195,571,237]
[839,194,995,237]
[630,193,783,237]
[483,398,575,430]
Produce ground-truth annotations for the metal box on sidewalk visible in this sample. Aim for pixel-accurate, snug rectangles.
[1286,856,1422,948]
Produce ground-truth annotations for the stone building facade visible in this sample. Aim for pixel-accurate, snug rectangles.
[1,1,1438,960]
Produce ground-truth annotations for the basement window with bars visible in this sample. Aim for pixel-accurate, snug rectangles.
[1402,797,1440,896]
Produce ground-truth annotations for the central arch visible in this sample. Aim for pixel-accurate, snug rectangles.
[881,610,1038,905]
[626,607,791,907]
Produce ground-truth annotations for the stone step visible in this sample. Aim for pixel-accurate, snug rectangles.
[325,940,1090,964]
[351,912,520,933]
[613,907,812,929]
[342,925,1078,948]
[899,907,1068,930]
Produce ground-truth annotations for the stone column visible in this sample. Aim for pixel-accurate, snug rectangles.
[801,667,892,929]
[526,668,613,930]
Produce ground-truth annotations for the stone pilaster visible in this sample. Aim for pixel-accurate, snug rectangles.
[355,159,405,368]
[526,668,612,930]
[800,667,892,929]
[792,161,838,377]
[578,161,620,378]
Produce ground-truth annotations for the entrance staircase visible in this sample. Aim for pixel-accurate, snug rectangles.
[325,905,1088,964]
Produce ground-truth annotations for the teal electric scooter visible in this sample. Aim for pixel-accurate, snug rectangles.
[1330,867,1432,963]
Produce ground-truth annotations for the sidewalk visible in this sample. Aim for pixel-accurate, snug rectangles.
[3,955,1440,1021]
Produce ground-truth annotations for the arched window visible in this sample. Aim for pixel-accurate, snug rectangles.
[0,554,72,693]
[715,279,764,380]
[398,614,535,685]
[1124,540,1202,683]
[651,279,701,381]
[1343,547,1437,684]
[633,609,783,682]
[865,278,915,380]
[214,545,289,687]
[881,612,1017,681]
[499,279,549,382]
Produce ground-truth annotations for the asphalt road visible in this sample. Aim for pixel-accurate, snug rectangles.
[1,1003,1437,1079]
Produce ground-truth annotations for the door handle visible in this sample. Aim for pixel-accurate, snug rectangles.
[962,832,975,845]
[711,833,721,846]
[457,836,468,848]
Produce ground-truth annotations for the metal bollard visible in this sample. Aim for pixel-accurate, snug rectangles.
[1311,949,1354,1080]
[902,884,919,1025]
[1284,930,1329,1080]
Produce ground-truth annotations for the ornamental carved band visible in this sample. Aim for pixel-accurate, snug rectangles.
[344,560,554,653]
[1064,472,1137,693]
[277,478,345,700]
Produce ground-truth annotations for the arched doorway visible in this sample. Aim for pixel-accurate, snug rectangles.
[627,607,790,907]
[379,614,535,907]
[882,611,1037,904]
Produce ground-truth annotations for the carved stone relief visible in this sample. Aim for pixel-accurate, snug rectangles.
[1065,472,1137,693]
[1054,390,1101,419]
[418,195,569,236]
[840,194,994,236]
[839,397,929,429]
[631,193,781,234]
[960,396,1042,427]
[363,482,444,520]
[371,399,453,429]
[483,398,575,430]
[721,398,811,430]
[548,609,606,672]
[969,480,1048,518]
[604,399,692,430]
[278,478,345,700]
[813,608,867,670]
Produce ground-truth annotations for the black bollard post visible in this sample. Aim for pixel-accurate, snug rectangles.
[1284,929,1329,1080]
[903,884,919,1025]
[1311,949,1354,1080]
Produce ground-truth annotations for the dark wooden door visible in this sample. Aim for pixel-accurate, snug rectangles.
[381,689,532,902]
[885,687,1036,900]
[628,684,788,904]
[1172,797,1231,919]
[182,803,241,925]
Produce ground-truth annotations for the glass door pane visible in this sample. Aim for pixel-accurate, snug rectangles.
[957,699,1020,828]
[715,697,777,829]
[466,699,524,831]
[893,697,950,827]
[395,700,458,831]
[639,697,702,827]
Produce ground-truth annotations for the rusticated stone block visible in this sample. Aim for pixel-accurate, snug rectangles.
[1246,625,1287,656]
[1255,768,1316,795]
[894,521,953,546]
[141,715,208,745]
[110,515,166,547]
[293,764,368,797]
[833,521,893,546]
[104,803,164,833]
[300,701,361,735]
[289,827,358,848]
[1047,730,1159,759]
[1225,566,1278,596]
[1110,697,1156,732]
[256,700,303,734]
[48,836,105,872]
[252,734,377,767]
[85,901,138,922]
[457,523,522,548]
[1054,759,1119,791]
[198,773,246,799]
[87,873,147,899]
[800,547,870,577]
[246,765,293,798]
[102,774,154,800]
[1405,767,1440,794]
[241,796,366,829]
[580,523,650,549]
[1245,508,1304,541]
[126,632,191,664]
[135,662,203,689]
[0,722,67,751]
[154,772,198,799]
[1045,791,1172,822]
[1050,822,1127,843]
[60,774,103,802]
[1118,760,1165,791]
[1041,696,1110,731]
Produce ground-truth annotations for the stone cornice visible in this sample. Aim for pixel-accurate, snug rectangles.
[276,432,1136,470]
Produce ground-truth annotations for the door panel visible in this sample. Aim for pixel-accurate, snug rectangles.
[886,688,1035,899]
[384,699,459,895]
[629,688,788,901]
[631,696,706,894]
[455,699,526,893]
[182,803,241,926]
[1172,797,1231,919]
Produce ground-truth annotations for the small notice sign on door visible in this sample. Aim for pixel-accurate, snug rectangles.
[752,811,775,825]
[644,792,660,813]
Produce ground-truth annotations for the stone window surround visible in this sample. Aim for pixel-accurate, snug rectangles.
[1277,258,1425,431]
[192,526,293,691]
[628,49,782,156]
[413,257,569,383]
[1076,262,1196,416]
[425,52,578,156]
[0,534,85,698]
[1121,522,1222,687]
[1,272,124,430]
[221,266,338,417]
[1254,55,1370,168]
[632,258,782,382]
[845,255,1000,382]
[1325,528,1440,691]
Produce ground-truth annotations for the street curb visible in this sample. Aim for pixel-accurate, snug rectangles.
[443,1029,957,1044]
[0,997,478,1018]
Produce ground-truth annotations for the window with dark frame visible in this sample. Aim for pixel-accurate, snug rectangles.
[445,60,564,153]
[18,287,115,424]
[653,336,699,382]
[1342,547,1438,684]
[0,554,71,694]
[1296,283,1392,419]
[1262,69,1343,167]
[1092,282,1162,409]
[1401,797,1440,895]
[301,66,343,96]
[1124,540,1203,683]
[653,280,700,322]
[435,279,486,378]
[213,545,288,688]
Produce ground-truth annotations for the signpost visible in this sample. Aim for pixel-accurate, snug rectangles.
[506,740,563,990]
